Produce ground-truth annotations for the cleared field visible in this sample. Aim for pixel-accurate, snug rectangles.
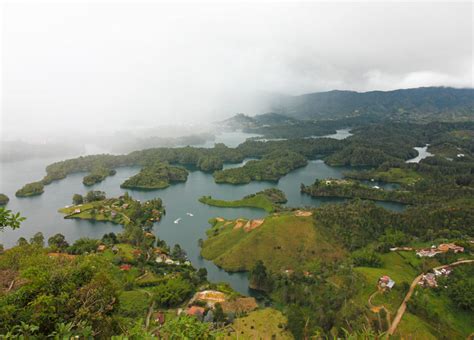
[224,308,293,340]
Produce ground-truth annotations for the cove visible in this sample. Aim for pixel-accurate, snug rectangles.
[0,130,405,295]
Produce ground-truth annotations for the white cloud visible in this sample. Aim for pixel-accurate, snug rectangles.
[1,1,472,139]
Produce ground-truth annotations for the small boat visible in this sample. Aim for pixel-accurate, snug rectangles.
[174,218,182,224]
[186,212,194,217]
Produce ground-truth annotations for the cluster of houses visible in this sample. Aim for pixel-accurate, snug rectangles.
[181,290,258,322]
[418,267,453,288]
[415,243,464,258]
[183,290,227,321]
[154,248,190,266]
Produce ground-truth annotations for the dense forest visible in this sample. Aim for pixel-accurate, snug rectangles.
[120,163,188,190]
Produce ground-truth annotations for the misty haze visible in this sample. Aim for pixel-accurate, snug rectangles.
[0,1,473,339]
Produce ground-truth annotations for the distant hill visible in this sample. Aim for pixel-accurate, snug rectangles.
[271,87,474,122]
[219,112,299,130]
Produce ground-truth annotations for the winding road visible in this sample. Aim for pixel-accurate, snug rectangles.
[387,259,474,337]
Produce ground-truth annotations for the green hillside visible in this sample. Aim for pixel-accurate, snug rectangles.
[201,212,345,273]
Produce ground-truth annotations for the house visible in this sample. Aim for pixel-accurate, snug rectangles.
[97,244,107,252]
[110,211,117,218]
[122,204,129,209]
[112,245,119,254]
[418,273,437,288]
[153,311,165,325]
[434,267,452,277]
[154,247,166,255]
[438,243,464,253]
[74,209,81,214]
[416,249,441,258]
[155,254,170,264]
[186,306,205,318]
[195,290,226,305]
[120,264,132,271]
[390,247,413,251]
[378,275,395,289]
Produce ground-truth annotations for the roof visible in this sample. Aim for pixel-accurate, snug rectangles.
[120,264,132,271]
[186,306,205,316]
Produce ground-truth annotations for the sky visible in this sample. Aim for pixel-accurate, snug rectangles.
[1,1,473,140]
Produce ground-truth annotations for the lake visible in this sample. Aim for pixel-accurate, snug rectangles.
[0,131,404,295]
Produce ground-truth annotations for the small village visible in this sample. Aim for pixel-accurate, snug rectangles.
[390,242,465,258]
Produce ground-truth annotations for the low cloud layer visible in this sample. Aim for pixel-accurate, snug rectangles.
[2,1,472,140]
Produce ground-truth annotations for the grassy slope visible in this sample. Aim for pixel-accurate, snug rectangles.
[396,287,474,339]
[201,213,345,272]
[368,168,422,185]
[354,251,473,338]
[199,194,275,212]
[225,308,293,340]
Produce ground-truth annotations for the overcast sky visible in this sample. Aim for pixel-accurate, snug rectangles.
[1,1,472,140]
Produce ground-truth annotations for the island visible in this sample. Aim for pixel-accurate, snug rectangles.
[59,191,164,227]
[120,162,188,190]
[300,178,413,204]
[0,193,9,205]
[213,150,307,184]
[83,167,117,186]
[15,181,44,197]
[199,188,287,212]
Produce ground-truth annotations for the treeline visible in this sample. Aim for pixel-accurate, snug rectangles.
[17,121,474,194]
[301,179,414,204]
[312,199,473,251]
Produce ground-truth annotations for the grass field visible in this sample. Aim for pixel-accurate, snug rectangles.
[199,194,275,212]
[396,287,474,339]
[353,251,422,317]
[201,213,345,272]
[370,168,423,185]
[224,308,293,340]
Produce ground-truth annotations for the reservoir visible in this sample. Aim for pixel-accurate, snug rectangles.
[0,131,405,295]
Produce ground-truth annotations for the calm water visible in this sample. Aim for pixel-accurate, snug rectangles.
[0,131,404,295]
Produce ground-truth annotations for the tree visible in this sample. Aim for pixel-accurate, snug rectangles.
[85,190,106,203]
[101,232,118,246]
[68,238,99,254]
[30,232,45,247]
[0,207,25,231]
[48,233,69,251]
[171,244,187,261]
[72,194,84,205]
[197,268,208,282]
[160,315,217,339]
[152,277,193,307]
[249,260,271,291]
[213,303,226,323]
[17,237,28,246]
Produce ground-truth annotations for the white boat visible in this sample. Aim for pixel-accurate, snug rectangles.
[186,212,194,217]
[174,218,182,224]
